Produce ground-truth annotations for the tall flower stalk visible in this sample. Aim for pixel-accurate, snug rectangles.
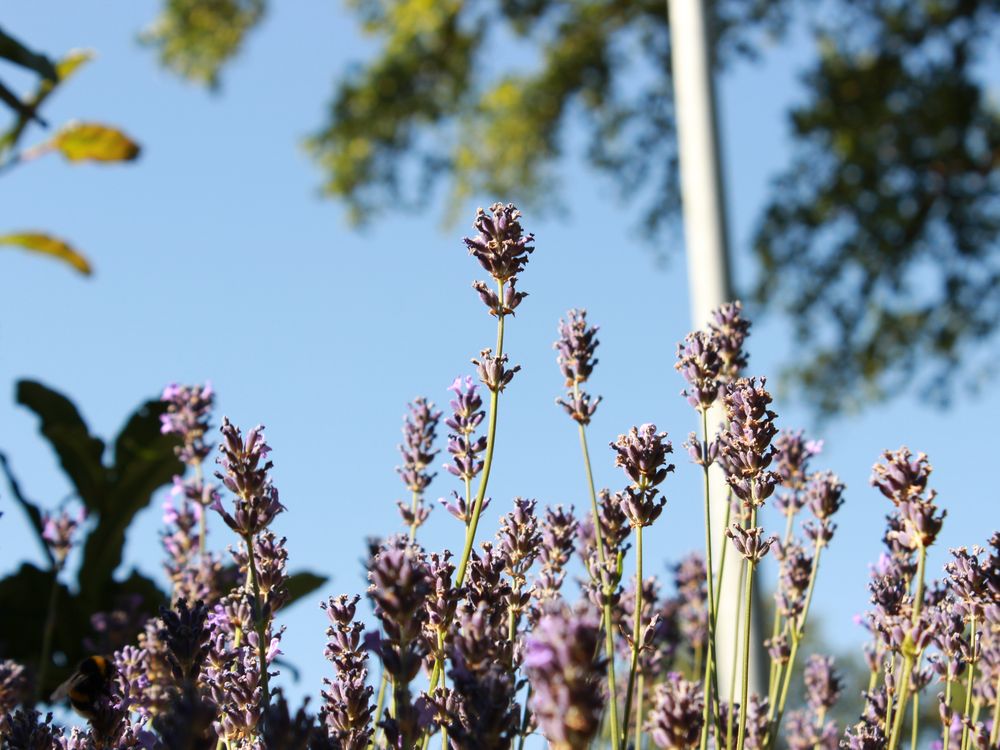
[396,398,441,542]
[676,329,725,750]
[423,202,533,741]
[719,378,780,750]
[211,418,286,724]
[554,308,621,750]
[611,424,674,749]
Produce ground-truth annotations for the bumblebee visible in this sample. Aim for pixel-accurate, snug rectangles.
[50,655,114,719]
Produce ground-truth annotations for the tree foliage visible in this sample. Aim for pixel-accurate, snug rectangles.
[141,0,1000,413]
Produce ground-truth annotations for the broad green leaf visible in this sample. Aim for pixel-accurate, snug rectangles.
[285,571,328,609]
[0,26,58,80]
[16,380,108,511]
[49,121,141,163]
[79,400,181,595]
[0,232,92,275]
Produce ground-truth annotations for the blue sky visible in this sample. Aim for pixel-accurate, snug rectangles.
[1,0,997,732]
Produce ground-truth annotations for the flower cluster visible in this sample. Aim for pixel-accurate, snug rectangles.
[555,308,603,425]
[611,424,675,528]
[396,396,441,533]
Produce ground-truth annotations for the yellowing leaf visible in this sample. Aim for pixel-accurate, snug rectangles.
[0,232,93,275]
[49,122,141,163]
[56,49,95,82]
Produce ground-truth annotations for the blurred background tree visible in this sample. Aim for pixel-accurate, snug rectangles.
[133,0,1000,413]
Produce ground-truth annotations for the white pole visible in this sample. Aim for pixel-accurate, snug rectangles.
[667,0,765,699]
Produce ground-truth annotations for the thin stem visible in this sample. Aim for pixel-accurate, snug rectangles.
[636,671,646,750]
[35,564,62,701]
[243,534,271,716]
[194,459,207,558]
[736,506,758,750]
[622,525,644,750]
[422,283,507,747]
[407,490,420,542]
[699,409,719,750]
[911,689,920,750]
[959,613,978,750]
[943,673,954,750]
[989,671,1000,747]
[811,707,827,750]
[769,536,824,745]
[767,510,796,698]
[888,545,928,750]
[578,417,621,750]
[371,667,389,750]
[726,536,747,750]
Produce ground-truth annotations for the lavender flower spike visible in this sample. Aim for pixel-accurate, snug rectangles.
[212,417,284,537]
[463,202,535,285]
[160,382,214,464]
[611,424,675,493]
[675,330,724,412]
[525,606,605,750]
[645,672,704,749]
[708,300,751,383]
[41,506,86,567]
[396,397,441,495]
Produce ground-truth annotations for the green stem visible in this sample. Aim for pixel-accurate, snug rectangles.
[989,671,1000,747]
[578,418,621,750]
[943,673,954,750]
[637,671,646,749]
[371,667,389,750]
[736,507,758,750]
[959,613,978,750]
[194,459,207,558]
[243,534,271,718]
[767,511,796,699]
[811,707,827,750]
[726,538,747,750]
[911,689,920,750]
[35,564,62,701]
[422,284,507,747]
[769,536,824,745]
[699,410,719,750]
[887,545,928,750]
[407,490,420,542]
[622,525,644,750]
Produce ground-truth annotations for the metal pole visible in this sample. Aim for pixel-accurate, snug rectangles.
[667,0,765,699]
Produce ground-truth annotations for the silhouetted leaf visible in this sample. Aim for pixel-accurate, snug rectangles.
[0,452,53,565]
[285,571,327,609]
[0,26,57,80]
[16,380,106,509]
[0,232,92,275]
[78,400,181,599]
[47,122,141,163]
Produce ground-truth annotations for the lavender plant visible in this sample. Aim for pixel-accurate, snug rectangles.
[2,203,998,750]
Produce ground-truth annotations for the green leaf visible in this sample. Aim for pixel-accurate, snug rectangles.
[78,400,181,598]
[48,121,141,163]
[0,26,58,80]
[0,232,93,275]
[284,571,327,609]
[16,380,107,511]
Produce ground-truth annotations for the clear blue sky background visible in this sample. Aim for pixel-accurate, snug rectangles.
[1,1,997,733]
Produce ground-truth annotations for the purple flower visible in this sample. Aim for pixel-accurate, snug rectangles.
[439,491,491,523]
[531,506,578,616]
[463,202,535,285]
[160,382,214,464]
[472,348,521,393]
[443,376,487,483]
[211,418,284,538]
[611,424,675,492]
[396,397,441,495]
[870,448,932,506]
[675,330,725,412]
[726,524,777,562]
[554,309,600,387]
[320,595,374,750]
[804,654,843,712]
[645,672,704,749]
[720,378,780,507]
[708,300,751,382]
[774,540,814,618]
[41,505,86,567]
[525,606,605,750]
[0,660,27,714]
[472,276,528,317]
